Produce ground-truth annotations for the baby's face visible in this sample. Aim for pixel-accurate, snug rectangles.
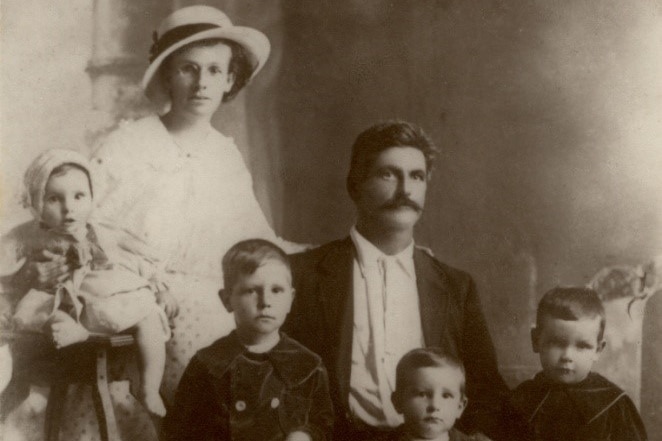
[395,366,466,440]
[534,316,604,385]
[224,260,294,345]
[41,168,92,234]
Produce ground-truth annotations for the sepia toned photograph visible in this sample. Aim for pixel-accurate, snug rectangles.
[1,1,661,440]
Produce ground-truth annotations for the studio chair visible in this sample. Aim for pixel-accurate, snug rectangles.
[1,331,139,441]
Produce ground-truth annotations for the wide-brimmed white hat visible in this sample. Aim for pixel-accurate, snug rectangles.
[142,5,270,108]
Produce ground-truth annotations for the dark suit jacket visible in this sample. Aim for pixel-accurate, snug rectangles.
[285,238,511,441]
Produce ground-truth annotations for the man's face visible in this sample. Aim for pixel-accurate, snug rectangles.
[354,146,428,232]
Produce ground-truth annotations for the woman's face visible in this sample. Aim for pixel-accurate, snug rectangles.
[164,42,235,119]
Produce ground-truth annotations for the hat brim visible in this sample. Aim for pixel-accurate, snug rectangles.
[142,26,270,107]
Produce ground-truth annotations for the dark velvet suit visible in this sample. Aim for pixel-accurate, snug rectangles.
[285,238,511,441]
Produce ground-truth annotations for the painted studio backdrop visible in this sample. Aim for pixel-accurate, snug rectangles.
[1,0,661,435]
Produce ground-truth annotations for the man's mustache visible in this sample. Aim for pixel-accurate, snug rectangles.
[380,196,423,212]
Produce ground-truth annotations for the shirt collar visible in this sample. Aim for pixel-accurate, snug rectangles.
[350,226,416,278]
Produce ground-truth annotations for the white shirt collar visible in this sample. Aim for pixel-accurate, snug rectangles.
[350,226,416,278]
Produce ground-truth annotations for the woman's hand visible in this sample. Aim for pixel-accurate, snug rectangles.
[16,250,69,291]
[156,289,179,319]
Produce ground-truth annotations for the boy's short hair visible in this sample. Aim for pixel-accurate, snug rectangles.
[221,239,290,291]
[346,121,438,199]
[536,287,606,342]
[395,347,466,398]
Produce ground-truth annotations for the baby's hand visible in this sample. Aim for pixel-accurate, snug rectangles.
[285,430,312,441]
[156,289,179,319]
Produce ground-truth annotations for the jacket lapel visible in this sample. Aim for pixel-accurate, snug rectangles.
[414,248,449,346]
[317,237,355,404]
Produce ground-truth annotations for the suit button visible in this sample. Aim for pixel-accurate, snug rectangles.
[235,400,246,411]
[271,397,280,409]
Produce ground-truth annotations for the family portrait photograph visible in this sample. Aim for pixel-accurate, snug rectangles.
[0,1,661,440]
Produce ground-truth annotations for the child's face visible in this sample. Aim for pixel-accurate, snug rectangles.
[165,42,235,119]
[533,316,605,385]
[393,366,467,440]
[222,260,294,345]
[41,168,92,234]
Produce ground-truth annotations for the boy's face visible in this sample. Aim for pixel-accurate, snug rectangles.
[532,315,605,385]
[41,168,92,234]
[393,366,467,440]
[222,260,294,345]
[165,43,234,119]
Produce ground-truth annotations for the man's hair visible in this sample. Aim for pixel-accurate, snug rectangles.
[49,163,93,197]
[221,239,290,291]
[536,286,606,342]
[346,121,438,198]
[395,347,466,398]
[162,38,252,103]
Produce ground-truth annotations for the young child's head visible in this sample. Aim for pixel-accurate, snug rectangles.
[532,287,606,385]
[391,348,467,440]
[220,239,294,345]
[23,149,94,236]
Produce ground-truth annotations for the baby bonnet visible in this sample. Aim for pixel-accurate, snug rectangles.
[23,149,93,219]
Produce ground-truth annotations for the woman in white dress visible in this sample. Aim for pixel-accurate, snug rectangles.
[2,6,293,440]
[91,5,283,403]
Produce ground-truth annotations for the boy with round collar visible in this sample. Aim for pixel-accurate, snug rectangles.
[164,239,333,441]
[512,287,647,441]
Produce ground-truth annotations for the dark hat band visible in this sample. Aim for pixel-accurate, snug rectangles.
[149,23,219,62]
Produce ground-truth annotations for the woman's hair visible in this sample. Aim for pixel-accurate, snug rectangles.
[221,239,290,291]
[346,121,438,199]
[395,347,466,398]
[161,38,253,103]
[536,286,606,342]
[47,163,93,197]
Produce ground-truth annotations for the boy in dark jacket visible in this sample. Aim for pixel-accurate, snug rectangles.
[512,287,647,441]
[164,239,333,441]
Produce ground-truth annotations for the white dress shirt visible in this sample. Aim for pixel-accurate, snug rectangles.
[348,227,425,428]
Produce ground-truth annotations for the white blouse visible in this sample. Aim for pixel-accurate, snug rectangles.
[90,115,279,281]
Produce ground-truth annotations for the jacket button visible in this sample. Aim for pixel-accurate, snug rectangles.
[235,400,246,411]
[270,397,280,409]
